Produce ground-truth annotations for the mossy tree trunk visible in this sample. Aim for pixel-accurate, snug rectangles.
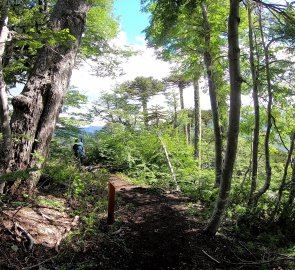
[3,0,90,195]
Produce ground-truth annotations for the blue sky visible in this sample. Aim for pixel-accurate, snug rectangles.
[114,0,150,43]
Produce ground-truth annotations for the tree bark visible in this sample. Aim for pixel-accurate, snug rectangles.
[204,0,241,235]
[288,158,295,206]
[0,0,11,193]
[252,7,273,207]
[5,0,91,195]
[201,1,223,187]
[178,81,189,142]
[247,1,260,206]
[173,91,178,129]
[271,133,295,219]
[142,98,148,129]
[193,76,201,166]
[179,82,185,110]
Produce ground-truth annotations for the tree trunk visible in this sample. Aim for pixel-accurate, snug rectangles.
[142,98,148,128]
[178,82,188,142]
[179,82,184,110]
[204,0,241,235]
[5,0,90,195]
[201,2,223,187]
[0,0,11,193]
[272,133,295,219]
[193,77,201,166]
[187,122,191,143]
[288,158,295,206]
[247,1,260,206]
[252,7,273,207]
[173,91,178,129]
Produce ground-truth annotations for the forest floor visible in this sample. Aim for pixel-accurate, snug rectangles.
[0,174,294,270]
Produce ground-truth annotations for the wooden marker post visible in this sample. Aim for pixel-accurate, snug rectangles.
[107,182,115,225]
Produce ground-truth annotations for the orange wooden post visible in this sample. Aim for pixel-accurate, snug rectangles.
[107,182,115,225]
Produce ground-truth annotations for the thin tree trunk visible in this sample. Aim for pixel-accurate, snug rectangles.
[201,2,223,187]
[288,158,295,206]
[204,0,241,235]
[187,122,191,143]
[179,83,184,110]
[7,0,90,195]
[142,98,148,128]
[178,82,188,142]
[252,8,273,207]
[171,90,178,129]
[271,133,295,219]
[193,77,201,166]
[0,0,11,193]
[247,1,260,206]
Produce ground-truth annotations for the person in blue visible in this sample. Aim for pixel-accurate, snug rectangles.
[73,138,85,165]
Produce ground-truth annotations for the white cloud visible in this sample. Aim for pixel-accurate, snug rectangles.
[71,65,114,100]
[71,32,172,100]
[117,47,171,81]
[71,31,212,111]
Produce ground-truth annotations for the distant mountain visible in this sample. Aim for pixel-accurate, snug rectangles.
[81,125,103,134]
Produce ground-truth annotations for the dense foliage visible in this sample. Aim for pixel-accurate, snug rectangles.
[1,0,295,268]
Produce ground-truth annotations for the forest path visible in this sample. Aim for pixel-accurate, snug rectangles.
[0,174,262,269]
[93,175,237,270]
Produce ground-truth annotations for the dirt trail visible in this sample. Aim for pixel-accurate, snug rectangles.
[94,175,237,270]
[0,175,286,269]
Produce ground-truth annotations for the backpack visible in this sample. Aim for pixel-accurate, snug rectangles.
[73,142,84,158]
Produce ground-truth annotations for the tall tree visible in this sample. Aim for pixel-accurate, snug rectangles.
[164,73,191,141]
[143,0,229,187]
[247,0,260,205]
[204,0,242,235]
[252,6,274,206]
[1,0,105,195]
[200,1,223,187]
[92,88,141,127]
[121,76,164,128]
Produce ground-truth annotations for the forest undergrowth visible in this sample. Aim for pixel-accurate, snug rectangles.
[0,152,294,270]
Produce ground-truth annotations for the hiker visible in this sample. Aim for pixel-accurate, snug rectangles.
[73,138,85,165]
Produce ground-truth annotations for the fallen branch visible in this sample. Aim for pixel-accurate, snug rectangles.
[202,249,221,264]
[158,135,180,192]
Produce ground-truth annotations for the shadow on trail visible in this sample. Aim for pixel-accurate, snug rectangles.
[98,187,232,270]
